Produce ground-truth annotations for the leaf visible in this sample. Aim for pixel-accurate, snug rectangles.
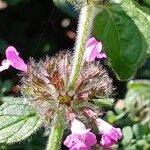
[122,126,133,143]
[112,0,150,53]
[93,4,148,80]
[143,0,150,7]
[93,98,114,109]
[0,101,42,144]
[133,123,144,139]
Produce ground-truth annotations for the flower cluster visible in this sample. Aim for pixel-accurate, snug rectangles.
[0,37,122,149]
[85,37,106,62]
[64,118,122,150]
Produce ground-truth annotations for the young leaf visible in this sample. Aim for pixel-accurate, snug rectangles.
[93,4,148,80]
[0,101,42,144]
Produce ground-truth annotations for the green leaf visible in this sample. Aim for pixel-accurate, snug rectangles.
[112,0,150,53]
[143,0,150,7]
[133,123,144,139]
[93,4,148,80]
[122,126,133,143]
[136,139,147,149]
[93,98,114,109]
[0,101,42,144]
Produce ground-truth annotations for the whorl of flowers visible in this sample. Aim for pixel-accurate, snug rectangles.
[0,37,122,149]
[20,50,112,121]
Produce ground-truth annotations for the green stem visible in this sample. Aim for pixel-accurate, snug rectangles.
[46,111,65,150]
[68,5,97,91]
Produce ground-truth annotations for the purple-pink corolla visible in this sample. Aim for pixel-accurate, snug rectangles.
[95,118,122,148]
[0,46,27,72]
[85,37,106,62]
[64,119,97,150]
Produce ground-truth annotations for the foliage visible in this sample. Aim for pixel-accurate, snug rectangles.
[0,99,42,144]
[106,80,150,150]
[94,3,148,80]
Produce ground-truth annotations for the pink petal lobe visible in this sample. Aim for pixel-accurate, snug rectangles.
[80,132,97,146]
[95,118,122,147]
[85,37,106,62]
[96,53,107,59]
[100,134,116,148]
[64,119,97,150]
[96,41,102,53]
[86,37,97,47]
[71,119,87,134]
[71,142,89,150]
[5,46,27,72]
[0,59,11,72]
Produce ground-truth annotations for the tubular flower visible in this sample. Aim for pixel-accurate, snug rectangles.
[64,119,97,150]
[95,118,122,148]
[0,46,27,72]
[85,37,106,62]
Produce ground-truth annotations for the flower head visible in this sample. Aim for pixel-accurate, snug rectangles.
[0,46,27,72]
[85,37,106,62]
[20,51,112,118]
[64,119,97,150]
[95,118,122,148]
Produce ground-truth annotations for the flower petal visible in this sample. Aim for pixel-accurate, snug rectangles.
[71,119,87,134]
[95,118,122,147]
[85,37,106,62]
[80,132,97,146]
[0,59,11,72]
[96,53,107,59]
[5,46,27,72]
[86,37,97,47]
[96,41,102,53]
[64,119,97,150]
[100,134,116,148]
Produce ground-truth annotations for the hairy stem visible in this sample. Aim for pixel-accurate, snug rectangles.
[46,111,65,150]
[68,5,97,91]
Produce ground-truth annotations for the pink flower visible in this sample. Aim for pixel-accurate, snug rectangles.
[85,37,106,62]
[0,46,27,72]
[64,119,97,150]
[95,118,122,148]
